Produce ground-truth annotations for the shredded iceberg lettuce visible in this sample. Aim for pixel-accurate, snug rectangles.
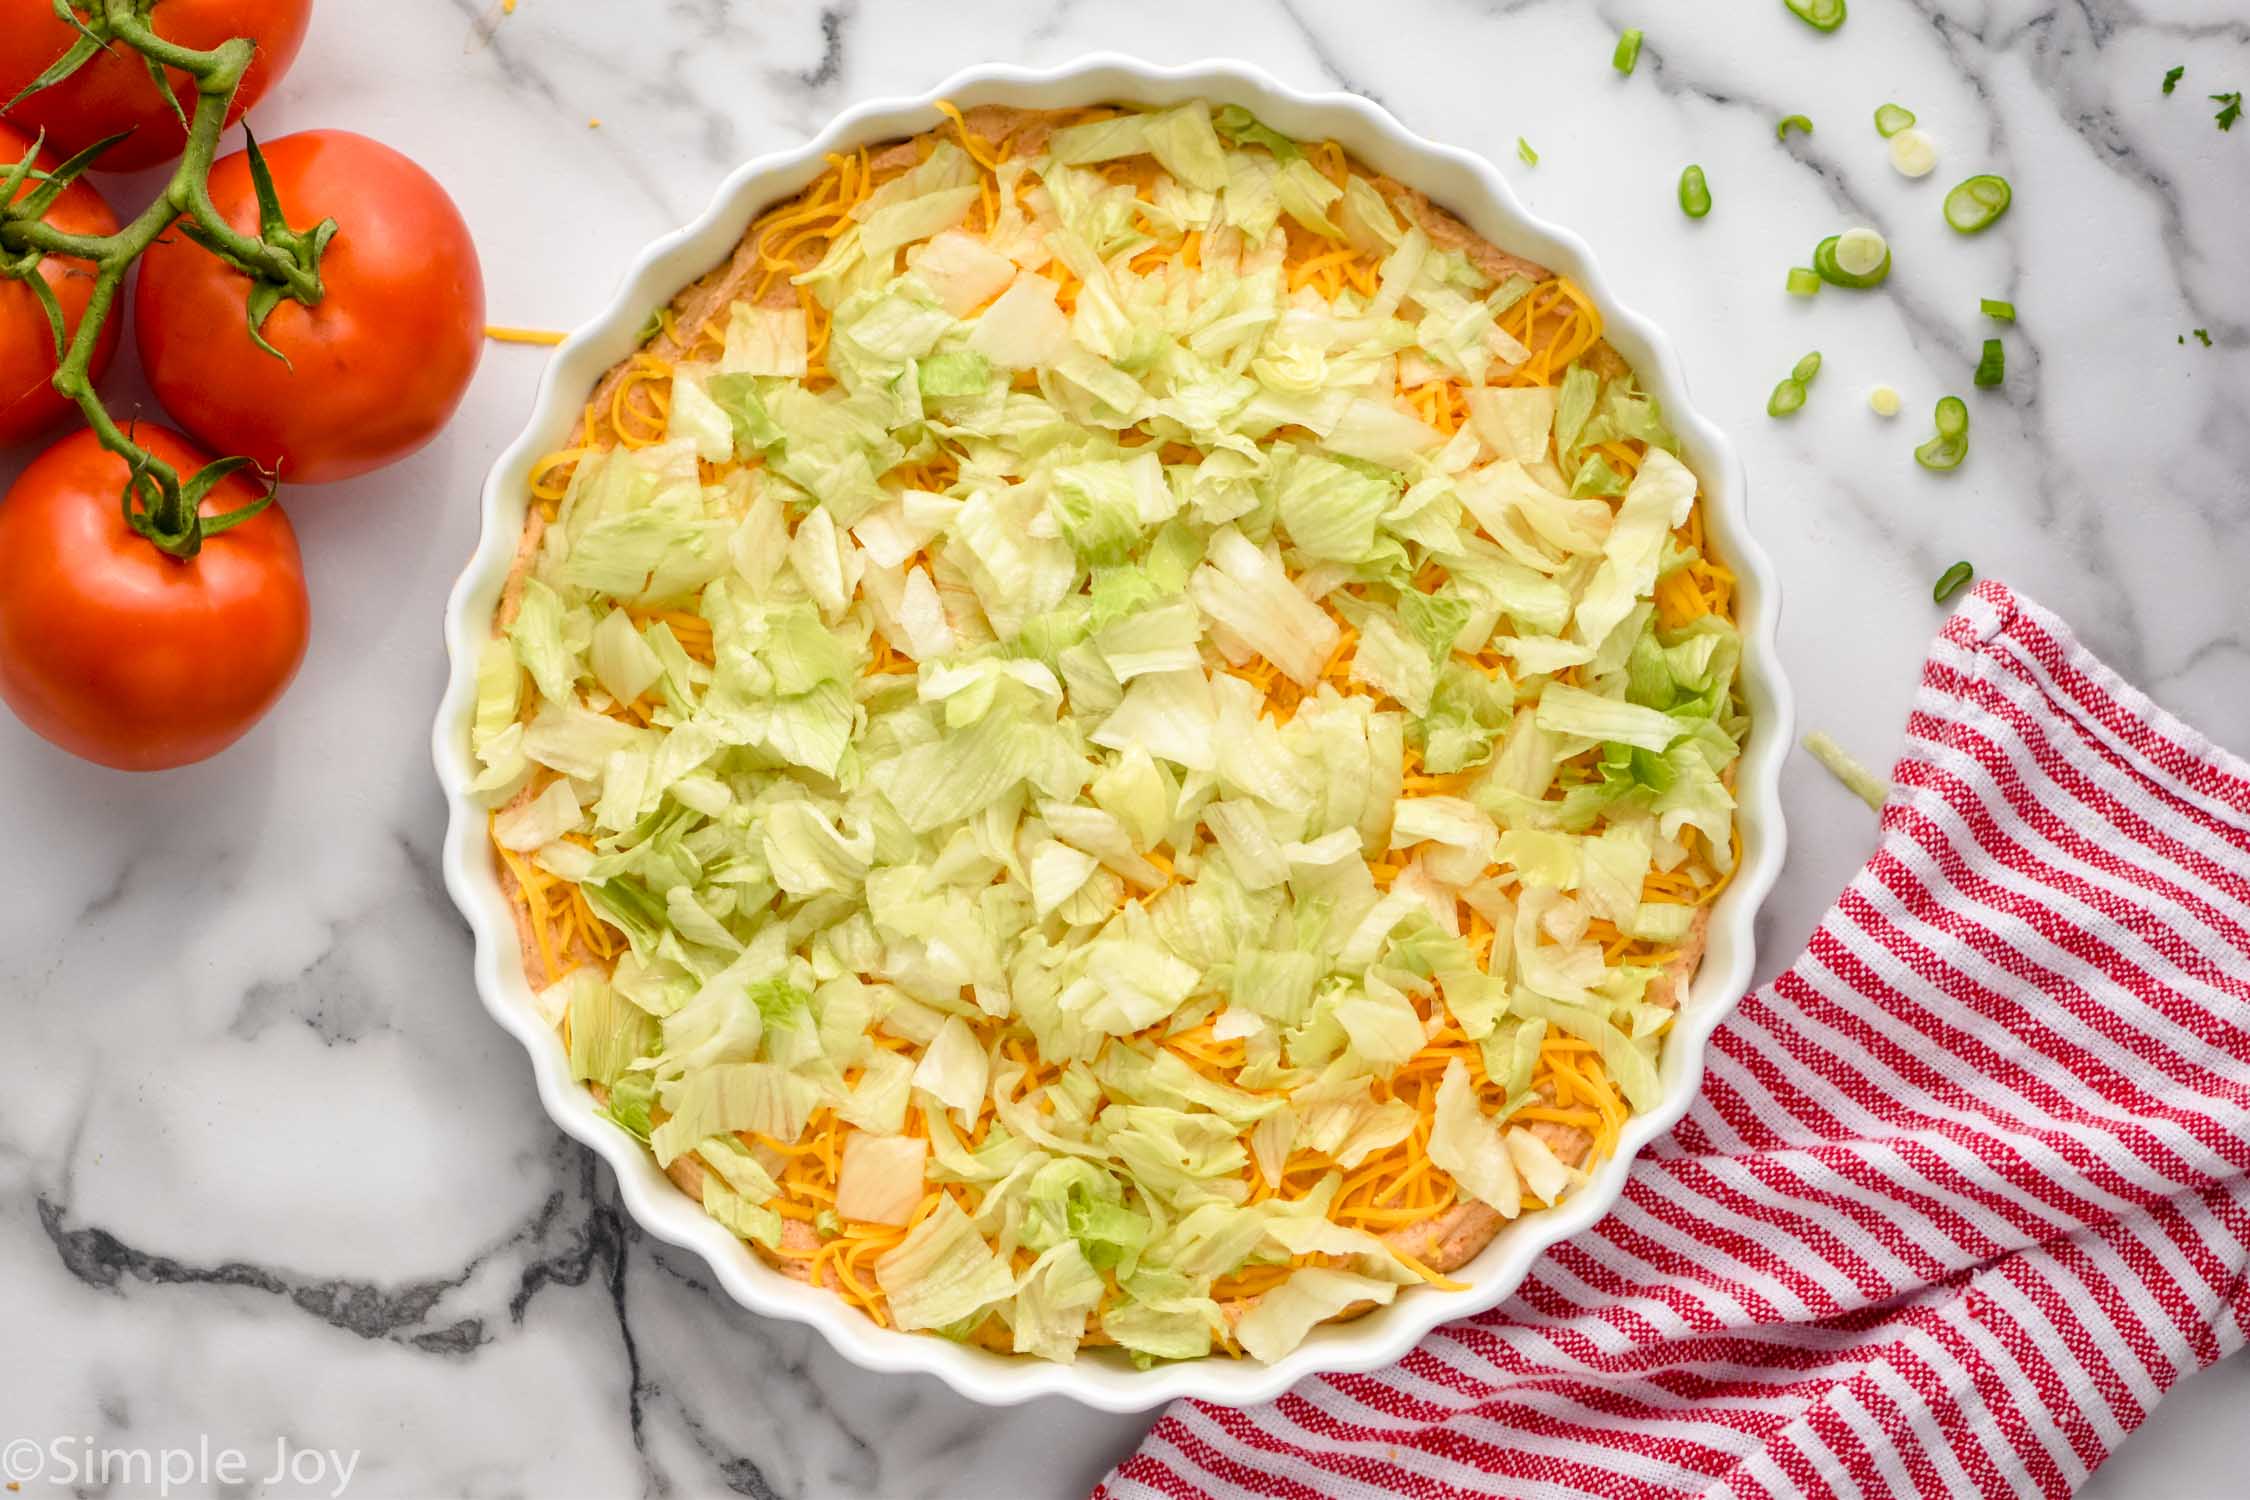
[488,97,1745,1368]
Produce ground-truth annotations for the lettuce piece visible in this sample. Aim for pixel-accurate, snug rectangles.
[1534,682,1684,752]
[1187,526,1340,686]
[721,303,809,378]
[907,230,1016,317]
[1020,1157,1153,1271]
[1467,386,1556,464]
[875,1195,1017,1332]
[650,1063,821,1165]
[1273,449,1395,562]
[589,607,663,707]
[1234,1267,1400,1362]
[702,1174,784,1248]
[563,972,654,1088]
[1093,599,1203,682]
[1092,668,1218,773]
[1143,102,1229,191]
[912,1015,991,1119]
[1013,1241,1106,1362]
[508,578,575,704]
[1212,104,1302,162]
[495,779,581,852]
[1274,156,1344,238]
[969,274,1073,368]
[860,184,979,261]
[1348,612,1435,716]
[667,374,734,463]
[1331,976,1426,1065]
[1429,1057,1520,1215]
[836,1132,929,1225]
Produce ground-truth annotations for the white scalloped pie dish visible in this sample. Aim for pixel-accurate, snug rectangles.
[433,54,1794,1413]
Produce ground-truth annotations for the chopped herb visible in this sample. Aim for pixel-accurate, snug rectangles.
[2162,65,2184,96]
[1802,731,1888,811]
[1874,103,1916,138]
[1973,338,2005,388]
[1980,297,2016,322]
[1517,137,1539,165]
[1943,174,2012,234]
[1915,396,1970,470]
[1777,114,1814,139]
[1786,266,1822,297]
[1613,29,1644,74]
[1813,228,1891,288]
[2215,92,2244,131]
[1933,561,1976,603]
[1783,0,1846,32]
[1769,351,1821,416]
[2193,328,2213,347]
[1678,164,1712,218]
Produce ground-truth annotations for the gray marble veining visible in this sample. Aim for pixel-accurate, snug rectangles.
[2,2,2245,1495]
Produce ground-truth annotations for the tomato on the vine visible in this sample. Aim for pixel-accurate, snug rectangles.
[0,0,314,172]
[0,123,121,448]
[133,129,484,485]
[0,425,309,771]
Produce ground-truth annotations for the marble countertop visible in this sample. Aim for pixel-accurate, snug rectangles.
[3,1,2245,1495]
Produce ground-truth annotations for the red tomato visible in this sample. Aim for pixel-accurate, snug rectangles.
[0,425,309,770]
[133,129,484,484]
[0,0,313,172]
[0,122,120,447]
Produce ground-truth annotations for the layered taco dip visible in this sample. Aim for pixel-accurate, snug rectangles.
[471,98,1745,1365]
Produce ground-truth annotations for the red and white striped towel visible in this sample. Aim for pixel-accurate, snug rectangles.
[1099,581,2250,1500]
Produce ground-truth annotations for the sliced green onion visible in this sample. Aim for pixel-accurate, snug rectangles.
[1933,560,1975,603]
[1812,228,1891,288]
[1868,385,1901,416]
[2192,328,2212,347]
[1874,102,1917,137]
[1769,352,1820,417]
[1678,164,1712,218]
[1973,338,2005,388]
[1783,0,1846,32]
[1517,137,1539,166]
[1613,29,1644,74]
[1943,174,2012,233]
[1915,396,1970,469]
[1980,297,2016,322]
[1786,266,1822,297]
[1777,114,1814,139]
[2162,65,2184,96]
[2216,92,2243,131]
[1888,128,1937,178]
[1803,731,1888,811]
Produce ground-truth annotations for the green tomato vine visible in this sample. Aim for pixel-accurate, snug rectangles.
[0,0,335,558]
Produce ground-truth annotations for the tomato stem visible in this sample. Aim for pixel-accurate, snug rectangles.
[0,0,327,559]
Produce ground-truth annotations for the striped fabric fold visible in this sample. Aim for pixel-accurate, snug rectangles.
[1099,581,2250,1500]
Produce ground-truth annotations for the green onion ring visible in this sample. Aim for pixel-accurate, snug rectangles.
[1875,103,1917,138]
[1943,175,2012,233]
[1972,338,2005,388]
[1916,396,1970,469]
[1933,561,1976,603]
[1678,164,1712,218]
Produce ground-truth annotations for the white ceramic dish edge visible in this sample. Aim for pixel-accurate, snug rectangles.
[434,53,1795,1414]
